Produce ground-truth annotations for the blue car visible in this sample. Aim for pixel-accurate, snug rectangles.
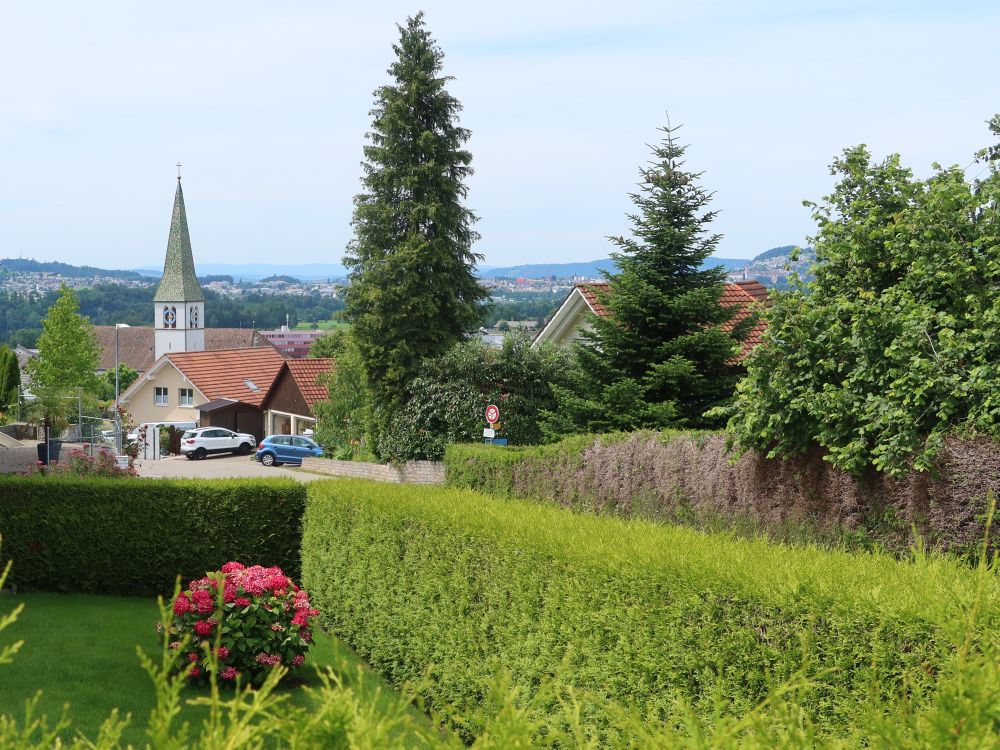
[255,435,324,466]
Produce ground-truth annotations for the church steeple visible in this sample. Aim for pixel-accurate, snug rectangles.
[154,177,204,303]
[154,173,206,361]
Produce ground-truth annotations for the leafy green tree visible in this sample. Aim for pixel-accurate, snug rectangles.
[26,284,101,396]
[379,332,576,462]
[550,121,751,436]
[343,13,488,418]
[727,117,1000,476]
[311,330,374,461]
[0,345,20,412]
[96,363,138,402]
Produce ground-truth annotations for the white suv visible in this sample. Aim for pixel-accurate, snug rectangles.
[180,427,256,460]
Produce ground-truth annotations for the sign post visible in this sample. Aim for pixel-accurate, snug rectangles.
[483,404,500,445]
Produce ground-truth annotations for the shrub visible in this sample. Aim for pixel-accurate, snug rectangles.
[0,476,306,595]
[167,562,319,686]
[302,480,998,741]
[21,447,136,478]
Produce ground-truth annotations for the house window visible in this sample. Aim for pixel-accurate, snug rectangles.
[179,388,194,406]
[154,387,168,406]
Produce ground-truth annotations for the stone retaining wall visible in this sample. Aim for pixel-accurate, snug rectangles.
[0,446,38,474]
[301,457,444,485]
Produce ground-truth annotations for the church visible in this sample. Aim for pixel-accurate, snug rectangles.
[94,176,274,375]
[114,176,331,440]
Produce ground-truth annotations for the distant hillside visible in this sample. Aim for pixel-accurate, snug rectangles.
[482,255,748,279]
[753,245,798,262]
[134,262,348,282]
[0,258,153,280]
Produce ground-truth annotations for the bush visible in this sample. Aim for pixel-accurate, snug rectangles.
[167,562,319,685]
[302,480,998,740]
[0,476,305,595]
[21,447,136,478]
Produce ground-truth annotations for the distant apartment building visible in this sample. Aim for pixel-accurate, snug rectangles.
[259,326,327,359]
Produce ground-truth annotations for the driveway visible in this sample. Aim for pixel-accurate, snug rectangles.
[134,453,322,483]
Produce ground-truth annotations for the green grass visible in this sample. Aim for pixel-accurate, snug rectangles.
[0,592,441,747]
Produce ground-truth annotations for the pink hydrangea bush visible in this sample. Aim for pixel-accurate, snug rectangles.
[168,562,319,685]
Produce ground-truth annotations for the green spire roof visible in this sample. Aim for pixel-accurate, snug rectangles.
[154,179,205,302]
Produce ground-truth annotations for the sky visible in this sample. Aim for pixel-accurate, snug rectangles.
[0,1,997,270]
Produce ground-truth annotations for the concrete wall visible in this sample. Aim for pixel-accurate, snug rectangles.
[301,457,444,485]
[0,423,40,441]
[0,446,39,474]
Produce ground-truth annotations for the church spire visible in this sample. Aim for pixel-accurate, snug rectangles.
[154,177,205,303]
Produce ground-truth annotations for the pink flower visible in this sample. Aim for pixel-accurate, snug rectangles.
[220,666,238,680]
[254,653,281,666]
[300,629,312,643]
[291,654,305,667]
[216,646,230,660]
[187,652,200,663]
[220,562,245,574]
[169,641,182,650]
[291,611,308,627]
[192,589,214,615]
[189,665,202,678]
[270,623,284,632]
[173,595,192,615]
[194,619,214,636]
[234,597,251,608]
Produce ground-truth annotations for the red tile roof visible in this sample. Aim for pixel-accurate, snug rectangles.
[577,282,611,318]
[284,358,334,408]
[575,281,769,360]
[94,326,276,372]
[165,347,287,407]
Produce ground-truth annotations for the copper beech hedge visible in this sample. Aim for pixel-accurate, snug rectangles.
[445,431,998,554]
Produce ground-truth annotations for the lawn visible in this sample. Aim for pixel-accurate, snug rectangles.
[0,592,441,747]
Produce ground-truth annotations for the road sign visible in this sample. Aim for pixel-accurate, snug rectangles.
[483,428,496,438]
[485,404,500,424]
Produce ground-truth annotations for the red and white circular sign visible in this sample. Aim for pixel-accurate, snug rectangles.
[485,404,500,424]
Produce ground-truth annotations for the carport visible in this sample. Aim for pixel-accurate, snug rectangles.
[198,398,265,441]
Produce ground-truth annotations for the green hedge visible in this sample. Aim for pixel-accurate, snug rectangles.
[302,479,997,740]
[0,476,306,595]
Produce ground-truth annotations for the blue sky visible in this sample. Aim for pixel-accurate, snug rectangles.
[0,1,996,269]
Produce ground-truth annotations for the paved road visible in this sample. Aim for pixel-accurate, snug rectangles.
[135,453,322,482]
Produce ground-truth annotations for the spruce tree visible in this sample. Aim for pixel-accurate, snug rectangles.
[551,121,751,434]
[344,13,488,415]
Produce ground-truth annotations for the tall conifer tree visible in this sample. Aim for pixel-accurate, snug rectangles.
[344,13,487,413]
[0,345,20,412]
[549,122,750,434]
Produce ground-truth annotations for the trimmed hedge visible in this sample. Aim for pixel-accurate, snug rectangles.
[444,432,999,554]
[0,476,306,595]
[302,479,998,739]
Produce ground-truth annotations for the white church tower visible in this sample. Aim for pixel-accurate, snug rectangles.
[154,173,206,360]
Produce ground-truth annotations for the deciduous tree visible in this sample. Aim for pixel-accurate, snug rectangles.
[727,116,1000,476]
[26,284,101,396]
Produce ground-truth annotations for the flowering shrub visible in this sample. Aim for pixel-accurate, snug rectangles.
[168,562,319,685]
[23,447,136,478]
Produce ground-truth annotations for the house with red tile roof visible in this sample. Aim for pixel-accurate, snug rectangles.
[533,280,768,360]
[118,347,287,440]
[260,358,334,436]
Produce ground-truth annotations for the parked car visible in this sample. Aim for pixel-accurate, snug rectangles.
[255,435,324,467]
[180,427,256,460]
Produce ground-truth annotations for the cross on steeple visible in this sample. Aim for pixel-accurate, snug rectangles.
[176,162,182,180]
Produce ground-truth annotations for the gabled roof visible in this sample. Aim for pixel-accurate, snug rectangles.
[283,358,333,408]
[164,348,286,407]
[535,281,769,361]
[94,326,276,372]
[154,179,205,303]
